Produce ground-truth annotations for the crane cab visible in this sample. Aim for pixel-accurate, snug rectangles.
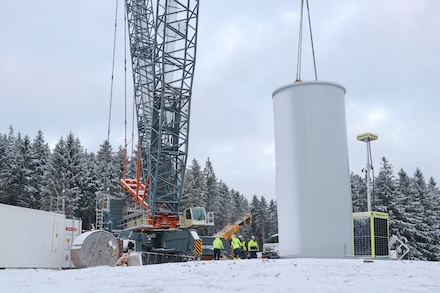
[180,207,214,229]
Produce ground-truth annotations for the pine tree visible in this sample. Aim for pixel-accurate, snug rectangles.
[216,180,232,230]
[390,169,411,241]
[181,159,206,210]
[203,158,219,234]
[257,196,269,240]
[30,130,51,210]
[412,169,438,260]
[13,134,34,208]
[77,151,99,230]
[114,146,126,198]
[1,127,22,206]
[425,177,440,260]
[395,169,411,214]
[373,157,396,213]
[96,140,123,197]
[249,195,271,246]
[64,133,87,218]
[45,136,68,212]
[45,133,86,217]
[230,189,247,222]
[396,168,428,260]
[0,133,6,202]
[267,199,278,237]
[411,168,433,259]
[423,177,440,260]
[0,127,33,208]
[126,152,137,179]
[351,173,367,212]
[249,195,261,239]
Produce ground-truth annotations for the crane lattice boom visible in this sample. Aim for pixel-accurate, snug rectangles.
[122,0,199,228]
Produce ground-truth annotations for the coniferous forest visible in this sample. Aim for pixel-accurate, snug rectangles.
[0,128,277,246]
[1,127,439,260]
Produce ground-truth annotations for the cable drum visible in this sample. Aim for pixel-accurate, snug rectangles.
[71,230,119,268]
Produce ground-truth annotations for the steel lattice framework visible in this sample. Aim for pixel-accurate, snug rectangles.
[125,0,199,220]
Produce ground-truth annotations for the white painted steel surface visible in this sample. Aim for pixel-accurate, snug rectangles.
[272,81,353,258]
[63,218,82,268]
[0,203,65,268]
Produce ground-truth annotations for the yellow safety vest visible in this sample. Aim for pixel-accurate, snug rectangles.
[248,239,259,251]
[213,237,224,250]
[231,237,241,249]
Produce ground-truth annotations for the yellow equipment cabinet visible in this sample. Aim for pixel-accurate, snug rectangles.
[353,212,389,258]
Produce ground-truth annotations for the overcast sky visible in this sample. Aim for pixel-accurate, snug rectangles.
[1,1,440,201]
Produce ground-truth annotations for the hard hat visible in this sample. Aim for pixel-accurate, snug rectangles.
[232,234,236,238]
[251,235,255,240]
[239,235,243,239]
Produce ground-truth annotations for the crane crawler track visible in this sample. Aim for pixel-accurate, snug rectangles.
[140,252,195,265]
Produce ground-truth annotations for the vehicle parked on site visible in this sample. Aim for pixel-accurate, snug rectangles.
[262,234,280,258]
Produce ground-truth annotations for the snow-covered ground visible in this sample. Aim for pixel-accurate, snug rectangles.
[2,258,439,292]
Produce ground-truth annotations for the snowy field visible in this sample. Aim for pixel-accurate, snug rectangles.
[2,258,440,292]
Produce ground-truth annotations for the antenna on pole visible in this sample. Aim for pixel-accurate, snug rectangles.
[357,133,378,212]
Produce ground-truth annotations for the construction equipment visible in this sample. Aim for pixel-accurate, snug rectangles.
[262,233,280,259]
[199,213,252,260]
[389,235,410,260]
[120,0,199,229]
[353,211,389,259]
[114,0,207,265]
[180,207,214,229]
[357,132,378,212]
[71,230,120,268]
[0,203,82,269]
[214,213,252,240]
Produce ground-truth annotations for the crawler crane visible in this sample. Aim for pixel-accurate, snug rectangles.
[117,0,208,264]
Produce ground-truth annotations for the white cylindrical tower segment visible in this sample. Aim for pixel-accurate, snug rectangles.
[272,81,353,258]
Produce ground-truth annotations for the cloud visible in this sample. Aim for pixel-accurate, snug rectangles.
[3,0,440,201]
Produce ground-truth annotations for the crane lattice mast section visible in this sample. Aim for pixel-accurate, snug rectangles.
[122,0,199,228]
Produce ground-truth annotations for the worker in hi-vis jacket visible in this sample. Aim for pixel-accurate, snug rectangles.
[213,237,224,260]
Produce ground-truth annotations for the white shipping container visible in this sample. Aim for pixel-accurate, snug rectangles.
[63,218,82,268]
[0,203,65,269]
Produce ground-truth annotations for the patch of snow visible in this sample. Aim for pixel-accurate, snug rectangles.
[1,258,439,292]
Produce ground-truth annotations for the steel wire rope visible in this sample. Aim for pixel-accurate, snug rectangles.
[295,0,318,82]
[107,0,119,142]
[295,0,305,82]
[102,0,120,202]
[121,4,138,178]
[123,1,128,179]
[127,1,136,174]
[306,0,318,81]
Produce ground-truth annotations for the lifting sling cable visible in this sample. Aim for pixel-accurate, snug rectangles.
[295,0,318,82]
[306,0,318,81]
[123,1,128,179]
[102,0,120,196]
[107,0,119,142]
[121,3,138,181]
[295,0,304,82]
[122,1,139,182]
